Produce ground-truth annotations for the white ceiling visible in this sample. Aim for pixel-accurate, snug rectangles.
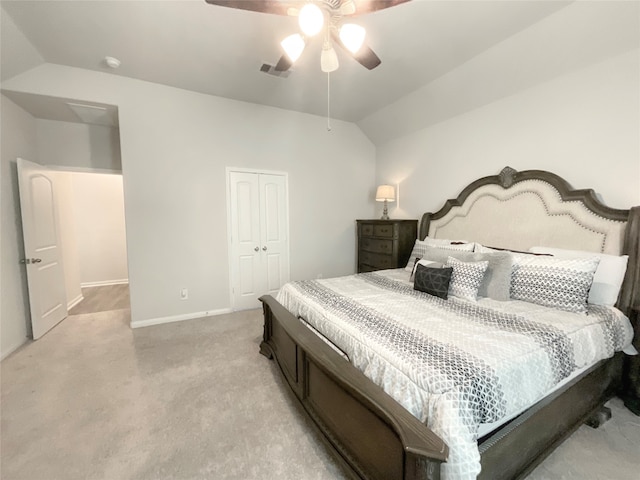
[1,0,572,123]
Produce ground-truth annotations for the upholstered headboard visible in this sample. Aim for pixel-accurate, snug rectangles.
[420,167,640,316]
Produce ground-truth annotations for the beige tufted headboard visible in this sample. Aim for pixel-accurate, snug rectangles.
[420,167,640,316]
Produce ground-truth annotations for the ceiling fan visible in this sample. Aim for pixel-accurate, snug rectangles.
[205,0,411,73]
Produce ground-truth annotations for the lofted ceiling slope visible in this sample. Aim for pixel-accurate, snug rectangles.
[1,0,573,129]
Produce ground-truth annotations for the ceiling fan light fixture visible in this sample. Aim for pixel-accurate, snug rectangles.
[321,44,339,73]
[298,3,324,37]
[281,33,306,62]
[339,0,357,15]
[339,24,366,54]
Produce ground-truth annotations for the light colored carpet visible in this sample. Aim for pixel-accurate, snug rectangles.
[2,307,639,480]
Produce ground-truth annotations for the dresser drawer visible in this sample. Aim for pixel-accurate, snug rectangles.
[359,251,395,269]
[360,237,393,255]
[358,264,379,273]
[360,223,374,236]
[373,224,394,238]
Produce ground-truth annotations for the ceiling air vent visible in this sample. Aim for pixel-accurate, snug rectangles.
[260,63,291,78]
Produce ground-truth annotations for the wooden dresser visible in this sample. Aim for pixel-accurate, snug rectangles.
[357,219,418,273]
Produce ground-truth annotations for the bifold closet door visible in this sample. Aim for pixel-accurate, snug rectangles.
[228,171,289,310]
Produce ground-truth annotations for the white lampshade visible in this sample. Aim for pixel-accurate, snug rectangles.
[281,34,306,62]
[375,185,395,202]
[339,24,366,54]
[299,3,324,37]
[321,44,339,73]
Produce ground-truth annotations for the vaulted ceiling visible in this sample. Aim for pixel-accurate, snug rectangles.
[1,0,573,124]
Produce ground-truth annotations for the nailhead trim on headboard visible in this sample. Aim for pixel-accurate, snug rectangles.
[419,167,638,316]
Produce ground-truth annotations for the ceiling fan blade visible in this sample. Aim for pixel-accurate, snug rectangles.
[274,55,293,72]
[204,0,294,16]
[331,32,381,70]
[351,0,411,15]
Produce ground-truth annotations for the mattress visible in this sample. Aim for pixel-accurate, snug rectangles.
[277,268,634,480]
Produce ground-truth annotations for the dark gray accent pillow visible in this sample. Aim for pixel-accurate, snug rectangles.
[418,246,514,301]
[414,264,453,299]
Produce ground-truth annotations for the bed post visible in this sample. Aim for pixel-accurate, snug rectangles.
[619,206,640,316]
[620,206,640,416]
[260,300,274,359]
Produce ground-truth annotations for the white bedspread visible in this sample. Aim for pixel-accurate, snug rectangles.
[276,269,634,480]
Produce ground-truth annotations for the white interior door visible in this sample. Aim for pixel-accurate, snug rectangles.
[260,174,289,297]
[228,170,289,310]
[17,158,68,339]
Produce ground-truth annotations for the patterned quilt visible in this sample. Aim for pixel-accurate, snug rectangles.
[276,269,634,480]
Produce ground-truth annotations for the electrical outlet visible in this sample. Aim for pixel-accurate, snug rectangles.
[180,288,188,300]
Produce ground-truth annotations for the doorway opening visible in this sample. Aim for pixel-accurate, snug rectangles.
[59,169,130,317]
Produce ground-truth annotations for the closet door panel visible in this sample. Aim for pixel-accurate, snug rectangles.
[229,172,264,310]
[260,174,289,297]
[228,171,289,310]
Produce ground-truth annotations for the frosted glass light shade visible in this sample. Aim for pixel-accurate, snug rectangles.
[375,185,395,202]
[340,0,356,15]
[339,24,366,53]
[299,3,324,37]
[281,34,305,62]
[321,45,339,72]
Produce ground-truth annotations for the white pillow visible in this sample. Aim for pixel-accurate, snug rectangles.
[446,256,489,301]
[404,238,475,272]
[422,237,469,247]
[529,246,628,307]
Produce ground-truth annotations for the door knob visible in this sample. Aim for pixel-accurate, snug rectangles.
[254,247,259,252]
[262,246,267,251]
[20,258,42,264]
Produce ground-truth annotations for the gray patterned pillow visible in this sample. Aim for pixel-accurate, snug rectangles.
[410,259,444,281]
[511,256,600,314]
[446,257,489,301]
[417,246,513,301]
[414,264,453,299]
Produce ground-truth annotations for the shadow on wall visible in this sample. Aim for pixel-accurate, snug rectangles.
[88,125,122,171]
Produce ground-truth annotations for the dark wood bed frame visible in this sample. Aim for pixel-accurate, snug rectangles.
[259,167,640,480]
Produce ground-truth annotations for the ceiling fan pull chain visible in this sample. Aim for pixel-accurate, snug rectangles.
[327,71,332,132]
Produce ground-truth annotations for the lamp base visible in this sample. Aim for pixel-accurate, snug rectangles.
[380,200,390,220]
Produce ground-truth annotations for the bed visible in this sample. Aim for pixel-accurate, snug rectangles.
[258,167,640,480]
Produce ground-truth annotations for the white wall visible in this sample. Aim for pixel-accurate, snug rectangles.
[36,119,121,172]
[360,1,639,145]
[0,6,43,82]
[2,64,376,327]
[371,4,640,220]
[0,94,37,358]
[71,172,128,287]
[54,172,83,308]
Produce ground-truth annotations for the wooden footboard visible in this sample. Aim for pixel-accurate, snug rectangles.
[477,353,623,479]
[259,295,448,480]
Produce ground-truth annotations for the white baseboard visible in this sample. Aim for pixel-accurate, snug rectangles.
[1,338,28,361]
[67,294,84,310]
[81,279,129,288]
[130,308,232,329]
